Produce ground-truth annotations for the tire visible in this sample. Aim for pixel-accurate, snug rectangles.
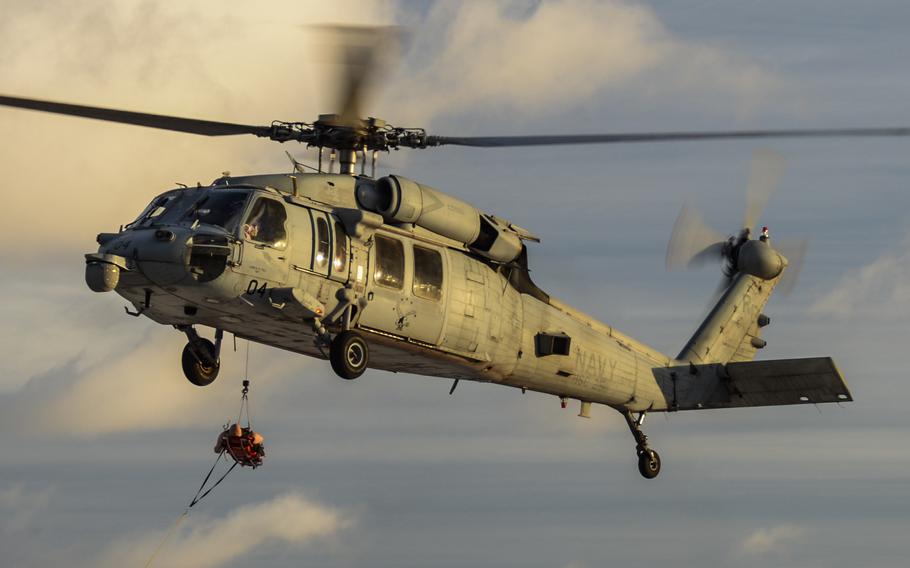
[330,331,369,380]
[181,339,220,387]
[637,449,661,479]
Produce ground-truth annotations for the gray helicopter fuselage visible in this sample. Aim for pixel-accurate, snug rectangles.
[87,172,672,412]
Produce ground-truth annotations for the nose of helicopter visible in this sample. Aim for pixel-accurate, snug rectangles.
[86,226,233,292]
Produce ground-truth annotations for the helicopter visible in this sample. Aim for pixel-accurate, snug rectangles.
[5,31,899,479]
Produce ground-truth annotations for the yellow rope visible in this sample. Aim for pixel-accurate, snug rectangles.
[142,509,188,568]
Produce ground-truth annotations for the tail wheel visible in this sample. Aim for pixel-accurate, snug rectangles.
[182,339,220,387]
[637,449,661,479]
[330,330,369,380]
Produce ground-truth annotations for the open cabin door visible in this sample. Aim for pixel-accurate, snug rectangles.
[234,196,290,286]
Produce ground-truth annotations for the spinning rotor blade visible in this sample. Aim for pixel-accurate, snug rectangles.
[0,94,272,137]
[666,202,727,270]
[743,149,786,232]
[315,25,402,127]
[775,238,809,296]
[427,127,910,148]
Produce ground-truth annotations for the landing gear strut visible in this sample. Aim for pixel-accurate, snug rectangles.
[624,410,661,479]
[329,330,369,380]
[181,327,222,387]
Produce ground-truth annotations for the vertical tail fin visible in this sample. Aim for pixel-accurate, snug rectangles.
[677,271,780,364]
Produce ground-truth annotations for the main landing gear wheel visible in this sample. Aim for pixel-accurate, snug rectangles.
[637,449,661,479]
[182,338,220,387]
[330,330,369,380]
[623,410,661,479]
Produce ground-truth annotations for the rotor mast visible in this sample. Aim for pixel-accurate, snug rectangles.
[337,149,357,175]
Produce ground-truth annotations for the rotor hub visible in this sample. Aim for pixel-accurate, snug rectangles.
[264,117,428,155]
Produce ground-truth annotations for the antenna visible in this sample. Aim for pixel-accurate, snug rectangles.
[285,150,305,174]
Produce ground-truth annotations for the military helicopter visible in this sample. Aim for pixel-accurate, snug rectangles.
[5,30,900,479]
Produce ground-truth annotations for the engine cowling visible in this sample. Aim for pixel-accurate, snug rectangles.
[357,175,523,263]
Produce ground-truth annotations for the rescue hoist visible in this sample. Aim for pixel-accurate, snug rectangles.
[144,379,266,568]
[189,379,265,508]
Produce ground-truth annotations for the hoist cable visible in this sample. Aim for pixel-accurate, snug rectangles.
[142,510,188,568]
[243,341,253,429]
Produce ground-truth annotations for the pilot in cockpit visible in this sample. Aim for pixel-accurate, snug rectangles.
[242,199,286,248]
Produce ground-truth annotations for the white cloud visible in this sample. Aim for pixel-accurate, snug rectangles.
[0,0,393,253]
[0,322,320,438]
[385,0,780,124]
[94,492,350,568]
[0,0,391,437]
[0,0,783,256]
[740,524,806,555]
[810,234,910,320]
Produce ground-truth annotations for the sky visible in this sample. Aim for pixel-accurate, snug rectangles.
[1,1,910,566]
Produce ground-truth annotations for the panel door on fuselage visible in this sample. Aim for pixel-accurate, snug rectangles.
[359,233,446,345]
[234,195,290,287]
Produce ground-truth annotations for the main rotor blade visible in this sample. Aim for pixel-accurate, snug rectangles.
[743,149,786,231]
[666,202,727,270]
[315,26,401,127]
[428,127,910,148]
[0,94,273,137]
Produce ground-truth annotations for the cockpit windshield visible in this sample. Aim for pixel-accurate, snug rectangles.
[127,188,252,231]
[182,190,251,232]
[127,190,182,228]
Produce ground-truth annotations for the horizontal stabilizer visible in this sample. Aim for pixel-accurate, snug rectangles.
[652,357,852,411]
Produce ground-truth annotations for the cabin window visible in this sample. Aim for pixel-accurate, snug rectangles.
[413,245,443,301]
[314,217,330,269]
[374,235,404,290]
[242,197,287,248]
[332,219,348,274]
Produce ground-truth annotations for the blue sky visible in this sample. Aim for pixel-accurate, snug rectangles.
[1,1,909,566]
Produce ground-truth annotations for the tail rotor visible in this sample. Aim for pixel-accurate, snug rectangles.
[665,150,806,295]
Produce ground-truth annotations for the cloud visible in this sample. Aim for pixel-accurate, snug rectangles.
[0,0,392,253]
[0,0,392,437]
[0,0,783,256]
[0,483,55,534]
[385,0,780,124]
[0,323,318,438]
[94,492,350,568]
[739,524,807,555]
[809,234,910,321]
[1,334,228,437]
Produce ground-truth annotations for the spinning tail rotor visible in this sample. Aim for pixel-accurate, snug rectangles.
[666,150,808,295]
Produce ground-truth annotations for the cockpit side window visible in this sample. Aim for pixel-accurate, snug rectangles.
[242,197,288,249]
